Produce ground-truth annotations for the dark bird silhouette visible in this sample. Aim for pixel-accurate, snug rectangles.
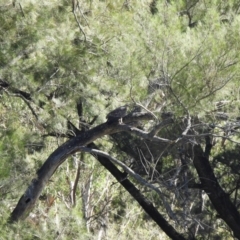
[106,105,128,124]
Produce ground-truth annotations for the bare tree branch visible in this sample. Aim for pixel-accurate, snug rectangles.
[79,147,177,221]
[73,5,87,41]
[88,143,186,240]
[71,155,81,207]
[9,113,154,222]
[148,118,174,137]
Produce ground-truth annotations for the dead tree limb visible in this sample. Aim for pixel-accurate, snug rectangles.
[10,113,154,222]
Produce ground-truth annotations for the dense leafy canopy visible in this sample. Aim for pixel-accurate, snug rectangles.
[1,0,240,239]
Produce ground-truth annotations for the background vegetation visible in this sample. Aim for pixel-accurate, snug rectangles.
[1,0,240,239]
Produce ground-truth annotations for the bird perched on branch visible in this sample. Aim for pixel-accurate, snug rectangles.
[106,105,128,124]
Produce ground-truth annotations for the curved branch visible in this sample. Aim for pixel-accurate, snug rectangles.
[10,113,154,222]
[87,143,186,240]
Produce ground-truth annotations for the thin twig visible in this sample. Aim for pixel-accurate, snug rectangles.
[19,3,25,17]
[73,9,86,42]
[116,124,173,143]
[129,80,158,120]
[76,0,89,27]
[182,115,191,136]
[149,118,174,137]
[79,147,177,221]
[71,157,81,207]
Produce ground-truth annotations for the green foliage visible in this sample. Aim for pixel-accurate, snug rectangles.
[1,0,240,238]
